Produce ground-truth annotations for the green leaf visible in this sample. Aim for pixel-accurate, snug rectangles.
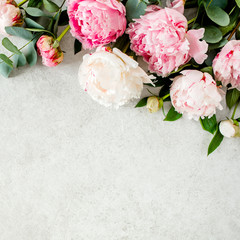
[74,39,82,55]
[28,0,43,8]
[0,62,13,78]
[43,0,59,13]
[208,39,228,50]
[236,0,240,8]
[0,54,13,67]
[226,88,240,109]
[208,125,224,155]
[53,11,61,36]
[2,38,21,55]
[25,42,38,67]
[58,10,69,26]
[200,66,213,75]
[236,117,240,122]
[24,18,45,29]
[200,115,217,134]
[5,26,33,40]
[135,97,148,107]
[25,7,50,17]
[25,28,55,38]
[205,6,230,27]
[126,0,147,22]
[164,106,182,121]
[13,53,27,67]
[205,0,228,9]
[203,25,222,43]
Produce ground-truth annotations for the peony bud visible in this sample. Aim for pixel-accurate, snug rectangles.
[36,35,64,67]
[146,96,163,113]
[219,120,240,138]
[0,0,23,36]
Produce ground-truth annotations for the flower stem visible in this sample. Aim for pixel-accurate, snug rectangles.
[56,25,70,43]
[162,93,170,100]
[228,20,240,41]
[187,17,197,25]
[122,42,130,53]
[231,100,240,119]
[18,0,28,7]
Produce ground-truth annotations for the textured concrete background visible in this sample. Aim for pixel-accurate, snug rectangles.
[0,7,240,240]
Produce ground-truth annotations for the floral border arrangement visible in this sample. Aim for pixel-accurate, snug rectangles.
[1,0,240,155]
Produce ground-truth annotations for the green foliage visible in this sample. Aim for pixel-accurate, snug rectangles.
[226,88,240,109]
[205,6,230,27]
[74,39,82,55]
[5,27,33,40]
[0,54,13,67]
[25,7,50,17]
[205,0,228,9]
[13,53,27,67]
[43,0,59,12]
[135,97,148,107]
[203,25,222,43]
[200,66,213,75]
[208,125,224,155]
[2,38,21,55]
[164,106,182,121]
[126,0,147,22]
[28,0,43,8]
[25,42,38,67]
[0,62,13,78]
[25,18,45,29]
[236,0,240,8]
[200,115,217,134]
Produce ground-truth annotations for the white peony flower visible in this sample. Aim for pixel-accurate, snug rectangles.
[219,120,240,138]
[78,47,154,108]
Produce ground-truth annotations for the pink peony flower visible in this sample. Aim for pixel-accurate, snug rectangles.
[0,0,23,36]
[67,0,127,50]
[36,35,64,67]
[127,7,208,77]
[78,47,154,108]
[213,40,240,90]
[170,70,223,120]
[166,0,185,14]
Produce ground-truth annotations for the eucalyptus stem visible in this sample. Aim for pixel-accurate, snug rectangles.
[187,17,197,25]
[60,0,67,8]
[18,0,28,7]
[227,20,240,41]
[231,100,240,119]
[56,25,70,42]
[206,0,213,9]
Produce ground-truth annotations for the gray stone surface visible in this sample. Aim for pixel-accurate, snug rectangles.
[0,17,240,240]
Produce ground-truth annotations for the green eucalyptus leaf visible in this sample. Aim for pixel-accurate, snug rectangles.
[236,0,240,8]
[205,0,227,9]
[13,53,27,67]
[2,38,21,55]
[208,125,224,155]
[135,97,148,107]
[208,39,228,50]
[226,88,240,109]
[53,11,61,36]
[0,54,13,67]
[25,42,38,67]
[24,18,45,29]
[25,7,50,17]
[200,115,217,134]
[74,39,82,55]
[28,0,43,8]
[205,6,230,27]
[200,66,213,75]
[5,26,33,40]
[164,106,182,121]
[43,0,59,13]
[58,10,69,26]
[0,62,13,78]
[203,25,222,43]
[126,0,147,22]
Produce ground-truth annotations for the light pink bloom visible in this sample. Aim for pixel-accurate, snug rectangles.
[37,35,64,67]
[67,0,127,50]
[166,0,185,14]
[213,40,240,90]
[170,70,223,120]
[78,47,154,108]
[127,7,208,77]
[0,0,23,35]
[219,120,240,138]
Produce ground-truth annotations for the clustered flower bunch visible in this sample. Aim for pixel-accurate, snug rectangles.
[0,0,240,155]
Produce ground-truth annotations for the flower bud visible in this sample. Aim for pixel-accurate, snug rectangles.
[36,35,64,67]
[0,0,23,36]
[147,96,162,113]
[219,120,240,138]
